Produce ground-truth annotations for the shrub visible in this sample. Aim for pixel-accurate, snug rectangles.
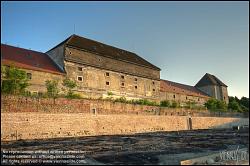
[171,101,180,108]
[205,98,227,111]
[160,100,170,107]
[114,97,127,103]
[107,91,114,96]
[65,93,82,99]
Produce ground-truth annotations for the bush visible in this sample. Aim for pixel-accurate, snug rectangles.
[160,100,170,107]
[65,93,82,99]
[131,99,158,106]
[114,97,127,103]
[171,101,179,108]
[107,91,114,96]
[205,98,227,111]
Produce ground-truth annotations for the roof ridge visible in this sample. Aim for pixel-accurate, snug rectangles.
[1,43,44,54]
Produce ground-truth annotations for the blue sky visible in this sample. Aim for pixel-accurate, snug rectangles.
[1,1,249,98]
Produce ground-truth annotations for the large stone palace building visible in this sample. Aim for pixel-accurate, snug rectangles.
[1,34,229,104]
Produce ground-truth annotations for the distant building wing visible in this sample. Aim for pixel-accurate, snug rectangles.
[195,73,227,87]
[160,79,210,98]
[1,44,64,75]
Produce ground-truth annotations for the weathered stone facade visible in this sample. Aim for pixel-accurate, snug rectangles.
[19,68,65,94]
[1,36,229,105]
[46,35,161,102]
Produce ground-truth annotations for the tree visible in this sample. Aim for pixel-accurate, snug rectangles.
[228,96,249,113]
[204,98,218,110]
[239,97,249,112]
[62,78,77,97]
[216,100,227,111]
[45,80,59,99]
[228,100,242,112]
[1,65,29,95]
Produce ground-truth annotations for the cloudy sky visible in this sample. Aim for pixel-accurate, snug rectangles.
[1,1,249,98]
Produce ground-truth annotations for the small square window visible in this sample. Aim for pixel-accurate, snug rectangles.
[134,78,137,81]
[121,82,125,86]
[77,76,83,81]
[106,81,110,85]
[153,89,155,91]
[121,75,124,79]
[152,81,155,85]
[78,67,83,71]
[135,86,138,89]
[106,72,110,76]
[27,73,32,79]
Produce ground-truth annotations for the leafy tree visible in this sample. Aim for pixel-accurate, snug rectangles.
[62,78,77,97]
[1,65,29,95]
[45,80,59,99]
[228,96,249,112]
[239,97,249,110]
[216,100,227,111]
[228,100,242,112]
[204,98,218,110]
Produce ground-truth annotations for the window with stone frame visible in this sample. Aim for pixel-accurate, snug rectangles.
[77,76,83,81]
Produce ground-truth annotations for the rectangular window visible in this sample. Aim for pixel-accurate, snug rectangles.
[173,94,175,98]
[153,89,155,91]
[134,78,137,81]
[27,73,32,80]
[121,75,124,79]
[106,81,110,85]
[135,86,138,89]
[77,76,83,81]
[106,72,110,76]
[121,82,125,87]
[152,81,155,85]
[78,67,83,71]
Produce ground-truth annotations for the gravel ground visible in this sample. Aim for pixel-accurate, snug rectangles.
[1,128,249,165]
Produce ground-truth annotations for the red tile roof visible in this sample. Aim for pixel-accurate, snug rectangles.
[1,44,64,75]
[160,79,210,98]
